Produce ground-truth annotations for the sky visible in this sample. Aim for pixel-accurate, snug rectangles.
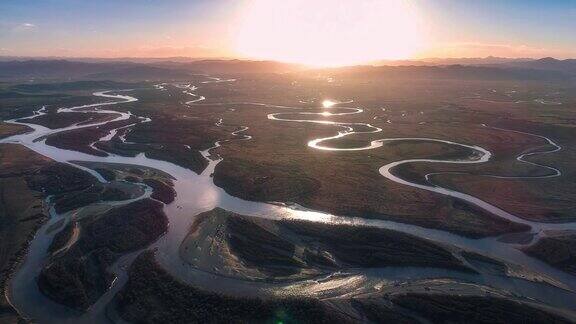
[1,0,575,64]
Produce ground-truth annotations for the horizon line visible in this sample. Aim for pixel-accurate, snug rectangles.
[0,55,573,64]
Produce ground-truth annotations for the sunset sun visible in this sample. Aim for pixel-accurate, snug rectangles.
[235,0,424,66]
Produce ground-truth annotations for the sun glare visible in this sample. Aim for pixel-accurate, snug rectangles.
[322,100,337,108]
[235,0,424,67]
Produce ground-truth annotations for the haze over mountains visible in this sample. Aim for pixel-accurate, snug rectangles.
[0,56,575,82]
[0,59,302,80]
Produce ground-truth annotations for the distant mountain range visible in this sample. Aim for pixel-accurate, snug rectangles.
[156,59,304,74]
[0,60,193,80]
[0,57,574,81]
[496,57,576,73]
[372,56,531,66]
[0,59,303,81]
[368,56,576,75]
[320,64,570,81]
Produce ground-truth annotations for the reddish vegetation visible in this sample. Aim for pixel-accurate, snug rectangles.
[439,175,576,222]
[524,232,576,275]
[144,178,176,204]
[0,122,30,139]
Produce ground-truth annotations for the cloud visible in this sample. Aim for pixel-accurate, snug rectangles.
[13,23,37,32]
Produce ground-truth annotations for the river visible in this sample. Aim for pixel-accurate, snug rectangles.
[2,79,576,322]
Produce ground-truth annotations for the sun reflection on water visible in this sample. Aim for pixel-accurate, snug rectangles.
[322,100,336,108]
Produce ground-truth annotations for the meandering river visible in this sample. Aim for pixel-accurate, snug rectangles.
[2,80,576,323]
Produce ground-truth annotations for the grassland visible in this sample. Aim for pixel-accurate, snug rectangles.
[523,231,576,275]
[5,76,574,237]
[0,144,50,322]
[2,74,576,322]
[39,198,167,310]
[0,122,29,139]
[0,144,109,322]
[205,76,574,236]
[179,208,472,282]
